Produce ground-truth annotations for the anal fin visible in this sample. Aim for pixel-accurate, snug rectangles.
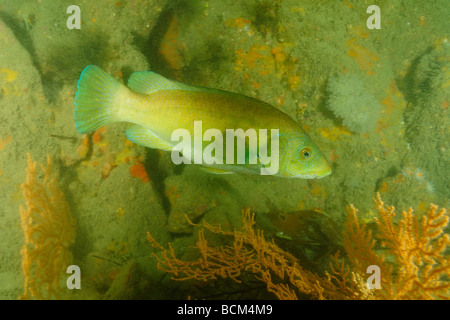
[126,125,173,151]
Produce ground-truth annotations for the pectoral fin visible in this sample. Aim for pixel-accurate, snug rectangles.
[126,125,173,151]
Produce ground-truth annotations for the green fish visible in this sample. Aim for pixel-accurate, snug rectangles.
[74,65,331,178]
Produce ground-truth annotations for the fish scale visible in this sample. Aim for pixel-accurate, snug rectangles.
[74,65,331,179]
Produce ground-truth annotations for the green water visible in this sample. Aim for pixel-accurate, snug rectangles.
[0,0,448,300]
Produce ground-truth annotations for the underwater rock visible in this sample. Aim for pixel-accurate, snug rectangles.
[376,167,437,210]
[403,44,449,200]
[19,0,168,87]
[76,163,170,276]
[405,45,449,106]
[257,208,343,274]
[103,262,152,300]
[165,174,219,233]
[326,73,381,134]
[0,17,55,299]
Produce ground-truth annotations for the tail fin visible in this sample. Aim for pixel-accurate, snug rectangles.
[74,65,123,134]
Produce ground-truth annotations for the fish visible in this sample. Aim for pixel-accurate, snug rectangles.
[74,65,331,178]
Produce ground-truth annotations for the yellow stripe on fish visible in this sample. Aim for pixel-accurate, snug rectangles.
[74,65,331,179]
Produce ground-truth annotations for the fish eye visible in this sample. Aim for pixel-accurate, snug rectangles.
[300,147,312,159]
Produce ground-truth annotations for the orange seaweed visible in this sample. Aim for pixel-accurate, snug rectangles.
[101,163,117,179]
[0,135,12,151]
[346,39,378,75]
[320,126,351,141]
[77,135,90,158]
[129,162,149,183]
[93,127,106,144]
[226,17,251,29]
[93,133,102,144]
[159,15,185,80]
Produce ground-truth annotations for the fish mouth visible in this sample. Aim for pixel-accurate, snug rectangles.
[291,166,332,179]
[316,166,332,179]
[292,172,330,179]
[315,169,332,179]
[315,161,332,178]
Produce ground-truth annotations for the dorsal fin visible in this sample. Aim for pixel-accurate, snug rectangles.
[127,71,203,95]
